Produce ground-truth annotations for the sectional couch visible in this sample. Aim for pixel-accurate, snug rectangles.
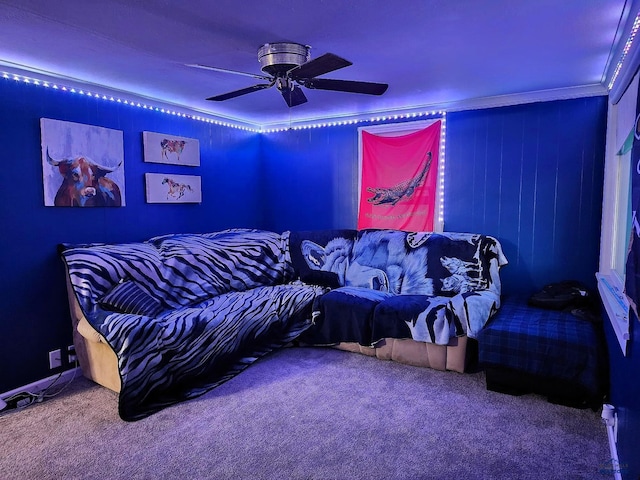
[61,228,507,421]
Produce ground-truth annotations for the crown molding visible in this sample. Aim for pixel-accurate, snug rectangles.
[1,60,607,132]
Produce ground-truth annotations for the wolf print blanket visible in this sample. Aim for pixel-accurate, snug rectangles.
[296,229,508,346]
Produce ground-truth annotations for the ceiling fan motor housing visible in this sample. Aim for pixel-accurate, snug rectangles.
[258,42,310,76]
[202,42,387,106]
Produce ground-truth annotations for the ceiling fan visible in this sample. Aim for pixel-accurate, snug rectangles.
[187,42,389,107]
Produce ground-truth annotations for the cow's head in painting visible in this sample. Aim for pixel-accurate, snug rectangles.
[46,148,122,207]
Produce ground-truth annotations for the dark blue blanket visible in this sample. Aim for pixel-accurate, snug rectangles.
[478,299,606,398]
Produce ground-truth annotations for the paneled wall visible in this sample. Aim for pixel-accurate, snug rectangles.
[260,126,360,231]
[0,79,262,392]
[603,312,640,478]
[446,98,608,294]
[262,97,608,296]
[0,76,608,393]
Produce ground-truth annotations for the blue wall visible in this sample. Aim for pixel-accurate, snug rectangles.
[260,126,360,231]
[446,98,608,294]
[262,97,608,296]
[603,312,640,478]
[0,77,609,396]
[0,79,262,392]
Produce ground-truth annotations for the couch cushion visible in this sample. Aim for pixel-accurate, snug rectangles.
[373,293,463,345]
[303,286,393,346]
[346,230,433,294]
[299,270,341,289]
[288,229,357,286]
[150,229,293,306]
[371,294,431,341]
[348,230,507,297]
[414,232,496,297]
[99,280,165,317]
[61,241,171,310]
[62,229,295,315]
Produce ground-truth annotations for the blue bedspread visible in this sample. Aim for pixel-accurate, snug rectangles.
[478,299,606,398]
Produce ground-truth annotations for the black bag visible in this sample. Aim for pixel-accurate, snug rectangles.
[528,280,590,310]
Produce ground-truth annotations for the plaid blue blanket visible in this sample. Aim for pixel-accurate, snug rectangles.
[478,299,605,397]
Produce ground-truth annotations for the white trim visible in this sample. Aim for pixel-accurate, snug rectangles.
[597,272,630,355]
[441,84,607,113]
[1,60,608,132]
[258,85,606,131]
[607,72,638,275]
[598,95,632,348]
[599,101,624,274]
[358,119,440,136]
[601,404,624,480]
[356,117,445,232]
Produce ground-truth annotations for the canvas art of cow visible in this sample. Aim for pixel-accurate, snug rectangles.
[46,148,123,207]
[160,139,186,161]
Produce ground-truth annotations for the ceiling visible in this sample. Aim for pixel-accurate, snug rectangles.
[0,0,635,127]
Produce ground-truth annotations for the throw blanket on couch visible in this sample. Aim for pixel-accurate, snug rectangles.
[61,229,324,421]
[291,229,508,346]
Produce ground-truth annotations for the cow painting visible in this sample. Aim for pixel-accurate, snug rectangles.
[160,139,186,161]
[46,149,123,207]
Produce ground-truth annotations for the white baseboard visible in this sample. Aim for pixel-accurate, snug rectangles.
[1,367,81,400]
[602,404,624,480]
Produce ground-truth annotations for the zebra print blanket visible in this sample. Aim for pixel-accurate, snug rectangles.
[61,229,325,421]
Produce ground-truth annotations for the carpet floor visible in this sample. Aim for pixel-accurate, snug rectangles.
[0,346,611,480]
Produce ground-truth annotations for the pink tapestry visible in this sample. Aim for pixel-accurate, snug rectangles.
[358,120,441,231]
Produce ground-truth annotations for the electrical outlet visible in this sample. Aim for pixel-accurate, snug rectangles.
[48,349,62,369]
[67,345,77,364]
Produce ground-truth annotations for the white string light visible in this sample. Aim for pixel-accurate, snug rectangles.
[259,110,448,133]
[2,69,449,223]
[608,9,640,90]
[1,70,451,133]
[438,114,447,227]
[0,71,258,131]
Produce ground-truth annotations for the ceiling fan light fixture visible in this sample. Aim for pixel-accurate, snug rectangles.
[258,42,310,76]
[194,41,388,107]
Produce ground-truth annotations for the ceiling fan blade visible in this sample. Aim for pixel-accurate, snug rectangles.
[280,86,308,107]
[206,83,274,101]
[288,53,352,80]
[187,63,272,81]
[303,78,388,96]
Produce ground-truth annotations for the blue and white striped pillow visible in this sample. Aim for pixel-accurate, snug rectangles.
[99,280,164,317]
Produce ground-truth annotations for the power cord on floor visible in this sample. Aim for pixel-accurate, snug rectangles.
[0,358,79,418]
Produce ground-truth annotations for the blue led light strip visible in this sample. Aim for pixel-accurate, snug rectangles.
[1,70,447,133]
[608,10,640,90]
[260,110,447,133]
[1,71,258,131]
